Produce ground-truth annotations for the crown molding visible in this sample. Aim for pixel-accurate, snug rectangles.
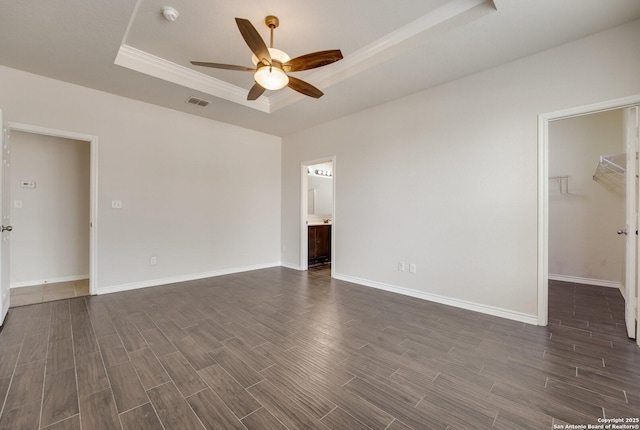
[114,44,271,113]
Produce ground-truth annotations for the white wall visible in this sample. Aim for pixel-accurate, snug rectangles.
[10,132,90,286]
[548,110,625,287]
[0,66,281,293]
[281,20,640,322]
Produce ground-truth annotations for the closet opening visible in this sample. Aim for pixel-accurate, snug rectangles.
[538,96,640,346]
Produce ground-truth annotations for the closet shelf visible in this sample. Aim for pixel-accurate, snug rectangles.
[593,153,625,187]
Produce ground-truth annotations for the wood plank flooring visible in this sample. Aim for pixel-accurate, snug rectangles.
[0,268,638,429]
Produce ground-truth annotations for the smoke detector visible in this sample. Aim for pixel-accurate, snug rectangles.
[161,6,179,22]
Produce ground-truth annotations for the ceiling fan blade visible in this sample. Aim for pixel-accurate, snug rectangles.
[190,61,255,71]
[287,76,324,98]
[247,82,266,100]
[283,50,343,72]
[235,18,271,64]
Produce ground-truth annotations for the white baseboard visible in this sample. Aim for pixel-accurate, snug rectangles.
[59,264,539,326]
[98,262,281,295]
[548,274,623,289]
[11,274,89,289]
[332,273,538,325]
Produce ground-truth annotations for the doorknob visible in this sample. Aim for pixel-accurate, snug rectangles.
[1,225,12,232]
[617,229,627,235]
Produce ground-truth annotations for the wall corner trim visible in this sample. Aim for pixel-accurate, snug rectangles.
[333,273,538,325]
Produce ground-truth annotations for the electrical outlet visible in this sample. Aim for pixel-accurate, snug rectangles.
[14,200,23,209]
[111,200,123,209]
[398,262,405,272]
[150,256,157,266]
[409,263,417,273]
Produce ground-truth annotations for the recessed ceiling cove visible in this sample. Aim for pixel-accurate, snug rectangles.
[115,0,497,113]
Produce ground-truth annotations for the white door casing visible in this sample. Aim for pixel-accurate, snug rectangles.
[624,106,639,339]
[0,110,11,325]
[6,122,99,297]
[538,95,640,342]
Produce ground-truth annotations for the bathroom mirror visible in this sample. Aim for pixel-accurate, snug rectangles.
[307,162,333,216]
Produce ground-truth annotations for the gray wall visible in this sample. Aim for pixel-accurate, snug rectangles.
[281,20,640,322]
[0,65,282,293]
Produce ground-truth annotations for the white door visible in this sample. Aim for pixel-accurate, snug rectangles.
[0,110,11,325]
[624,106,639,340]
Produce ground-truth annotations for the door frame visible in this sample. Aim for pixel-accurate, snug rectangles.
[300,156,336,277]
[7,122,99,295]
[537,95,640,340]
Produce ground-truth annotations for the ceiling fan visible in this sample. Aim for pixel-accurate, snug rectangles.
[191,16,343,100]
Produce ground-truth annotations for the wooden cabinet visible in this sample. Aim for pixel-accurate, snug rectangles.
[308,225,331,266]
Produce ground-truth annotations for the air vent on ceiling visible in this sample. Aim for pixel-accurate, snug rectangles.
[186,96,210,107]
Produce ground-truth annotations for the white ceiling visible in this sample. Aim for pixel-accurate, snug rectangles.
[1,0,639,136]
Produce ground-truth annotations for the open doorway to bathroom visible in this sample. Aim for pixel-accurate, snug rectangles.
[301,158,335,278]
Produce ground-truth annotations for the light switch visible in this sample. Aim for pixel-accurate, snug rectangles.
[14,200,23,209]
[111,200,123,209]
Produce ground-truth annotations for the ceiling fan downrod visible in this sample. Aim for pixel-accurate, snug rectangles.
[265,15,279,49]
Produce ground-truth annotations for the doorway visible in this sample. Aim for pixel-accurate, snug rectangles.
[538,95,640,346]
[301,157,335,277]
[5,122,98,307]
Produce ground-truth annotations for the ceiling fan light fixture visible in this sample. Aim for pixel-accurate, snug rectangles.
[254,65,289,90]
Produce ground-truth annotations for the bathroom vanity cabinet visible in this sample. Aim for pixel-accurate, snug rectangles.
[308,224,331,266]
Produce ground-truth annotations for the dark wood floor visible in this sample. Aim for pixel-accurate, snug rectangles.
[0,268,638,429]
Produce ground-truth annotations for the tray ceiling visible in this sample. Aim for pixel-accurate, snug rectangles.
[1,0,640,136]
